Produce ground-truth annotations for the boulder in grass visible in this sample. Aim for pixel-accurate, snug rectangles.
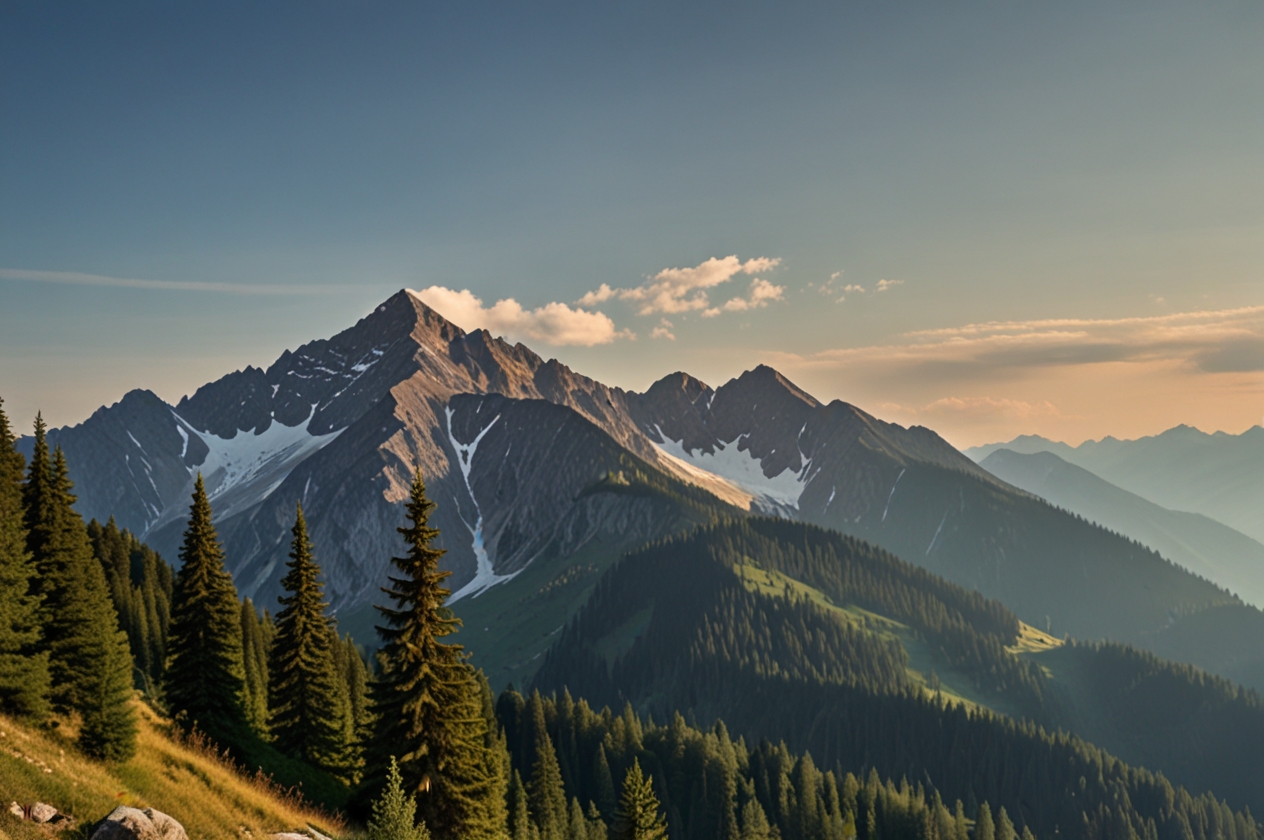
[269,834,311,840]
[90,806,188,840]
[29,802,60,823]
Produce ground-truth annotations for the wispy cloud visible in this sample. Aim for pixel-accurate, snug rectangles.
[809,271,902,303]
[410,286,632,346]
[650,318,677,341]
[770,305,1264,381]
[578,255,783,317]
[882,396,1064,421]
[0,267,358,295]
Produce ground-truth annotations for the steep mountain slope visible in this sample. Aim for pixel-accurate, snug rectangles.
[624,368,1261,685]
[19,291,706,616]
[533,518,1264,819]
[967,426,1264,544]
[980,448,1264,607]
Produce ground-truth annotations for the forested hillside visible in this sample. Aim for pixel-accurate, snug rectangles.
[534,518,1264,822]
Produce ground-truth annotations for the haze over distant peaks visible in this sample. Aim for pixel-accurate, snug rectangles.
[967,426,1264,544]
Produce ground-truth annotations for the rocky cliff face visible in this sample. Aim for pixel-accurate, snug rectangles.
[26,291,732,612]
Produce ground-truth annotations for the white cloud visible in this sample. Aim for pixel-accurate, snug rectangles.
[814,270,870,302]
[702,277,786,317]
[874,279,904,292]
[583,255,782,317]
[410,286,631,346]
[576,283,616,307]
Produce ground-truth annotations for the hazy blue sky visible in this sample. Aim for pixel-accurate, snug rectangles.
[3,1,1262,445]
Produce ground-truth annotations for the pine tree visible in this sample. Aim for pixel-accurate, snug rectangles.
[364,470,500,839]
[0,398,49,718]
[739,798,774,840]
[528,693,569,840]
[165,474,247,746]
[241,598,270,735]
[367,756,431,840]
[996,807,1016,840]
[23,434,135,760]
[586,803,609,840]
[333,632,371,781]
[76,620,139,762]
[976,803,996,840]
[594,743,617,820]
[612,760,667,840]
[569,798,589,840]
[509,769,533,840]
[268,502,346,773]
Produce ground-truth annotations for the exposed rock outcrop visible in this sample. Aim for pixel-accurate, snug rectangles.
[90,806,188,840]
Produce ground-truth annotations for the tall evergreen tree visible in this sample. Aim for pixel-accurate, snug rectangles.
[528,693,569,840]
[364,470,500,840]
[165,474,247,746]
[21,415,53,574]
[0,399,49,718]
[612,760,668,840]
[509,770,533,840]
[22,438,135,760]
[996,807,1016,840]
[976,803,996,840]
[268,502,346,773]
[334,632,371,772]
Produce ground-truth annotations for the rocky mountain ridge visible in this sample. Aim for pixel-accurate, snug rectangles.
[19,290,1264,693]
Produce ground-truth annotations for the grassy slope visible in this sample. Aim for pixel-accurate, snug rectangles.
[734,563,1057,720]
[0,703,342,840]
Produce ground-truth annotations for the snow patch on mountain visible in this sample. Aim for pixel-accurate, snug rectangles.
[653,427,806,512]
[181,404,344,512]
[444,406,519,603]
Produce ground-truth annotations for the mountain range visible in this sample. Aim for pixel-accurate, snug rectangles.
[967,426,1264,544]
[18,289,1264,692]
[979,448,1264,609]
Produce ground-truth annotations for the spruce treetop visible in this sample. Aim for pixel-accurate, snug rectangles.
[366,469,499,840]
[267,501,346,773]
[612,759,667,840]
[166,473,247,744]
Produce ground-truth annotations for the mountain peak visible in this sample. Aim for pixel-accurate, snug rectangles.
[642,372,713,403]
[728,365,821,409]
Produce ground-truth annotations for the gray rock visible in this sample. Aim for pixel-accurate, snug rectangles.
[29,802,59,823]
[91,806,188,840]
[268,834,311,840]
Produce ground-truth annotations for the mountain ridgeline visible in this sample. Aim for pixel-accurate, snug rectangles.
[21,289,1264,697]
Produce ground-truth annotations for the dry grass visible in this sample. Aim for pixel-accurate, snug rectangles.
[0,701,344,840]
